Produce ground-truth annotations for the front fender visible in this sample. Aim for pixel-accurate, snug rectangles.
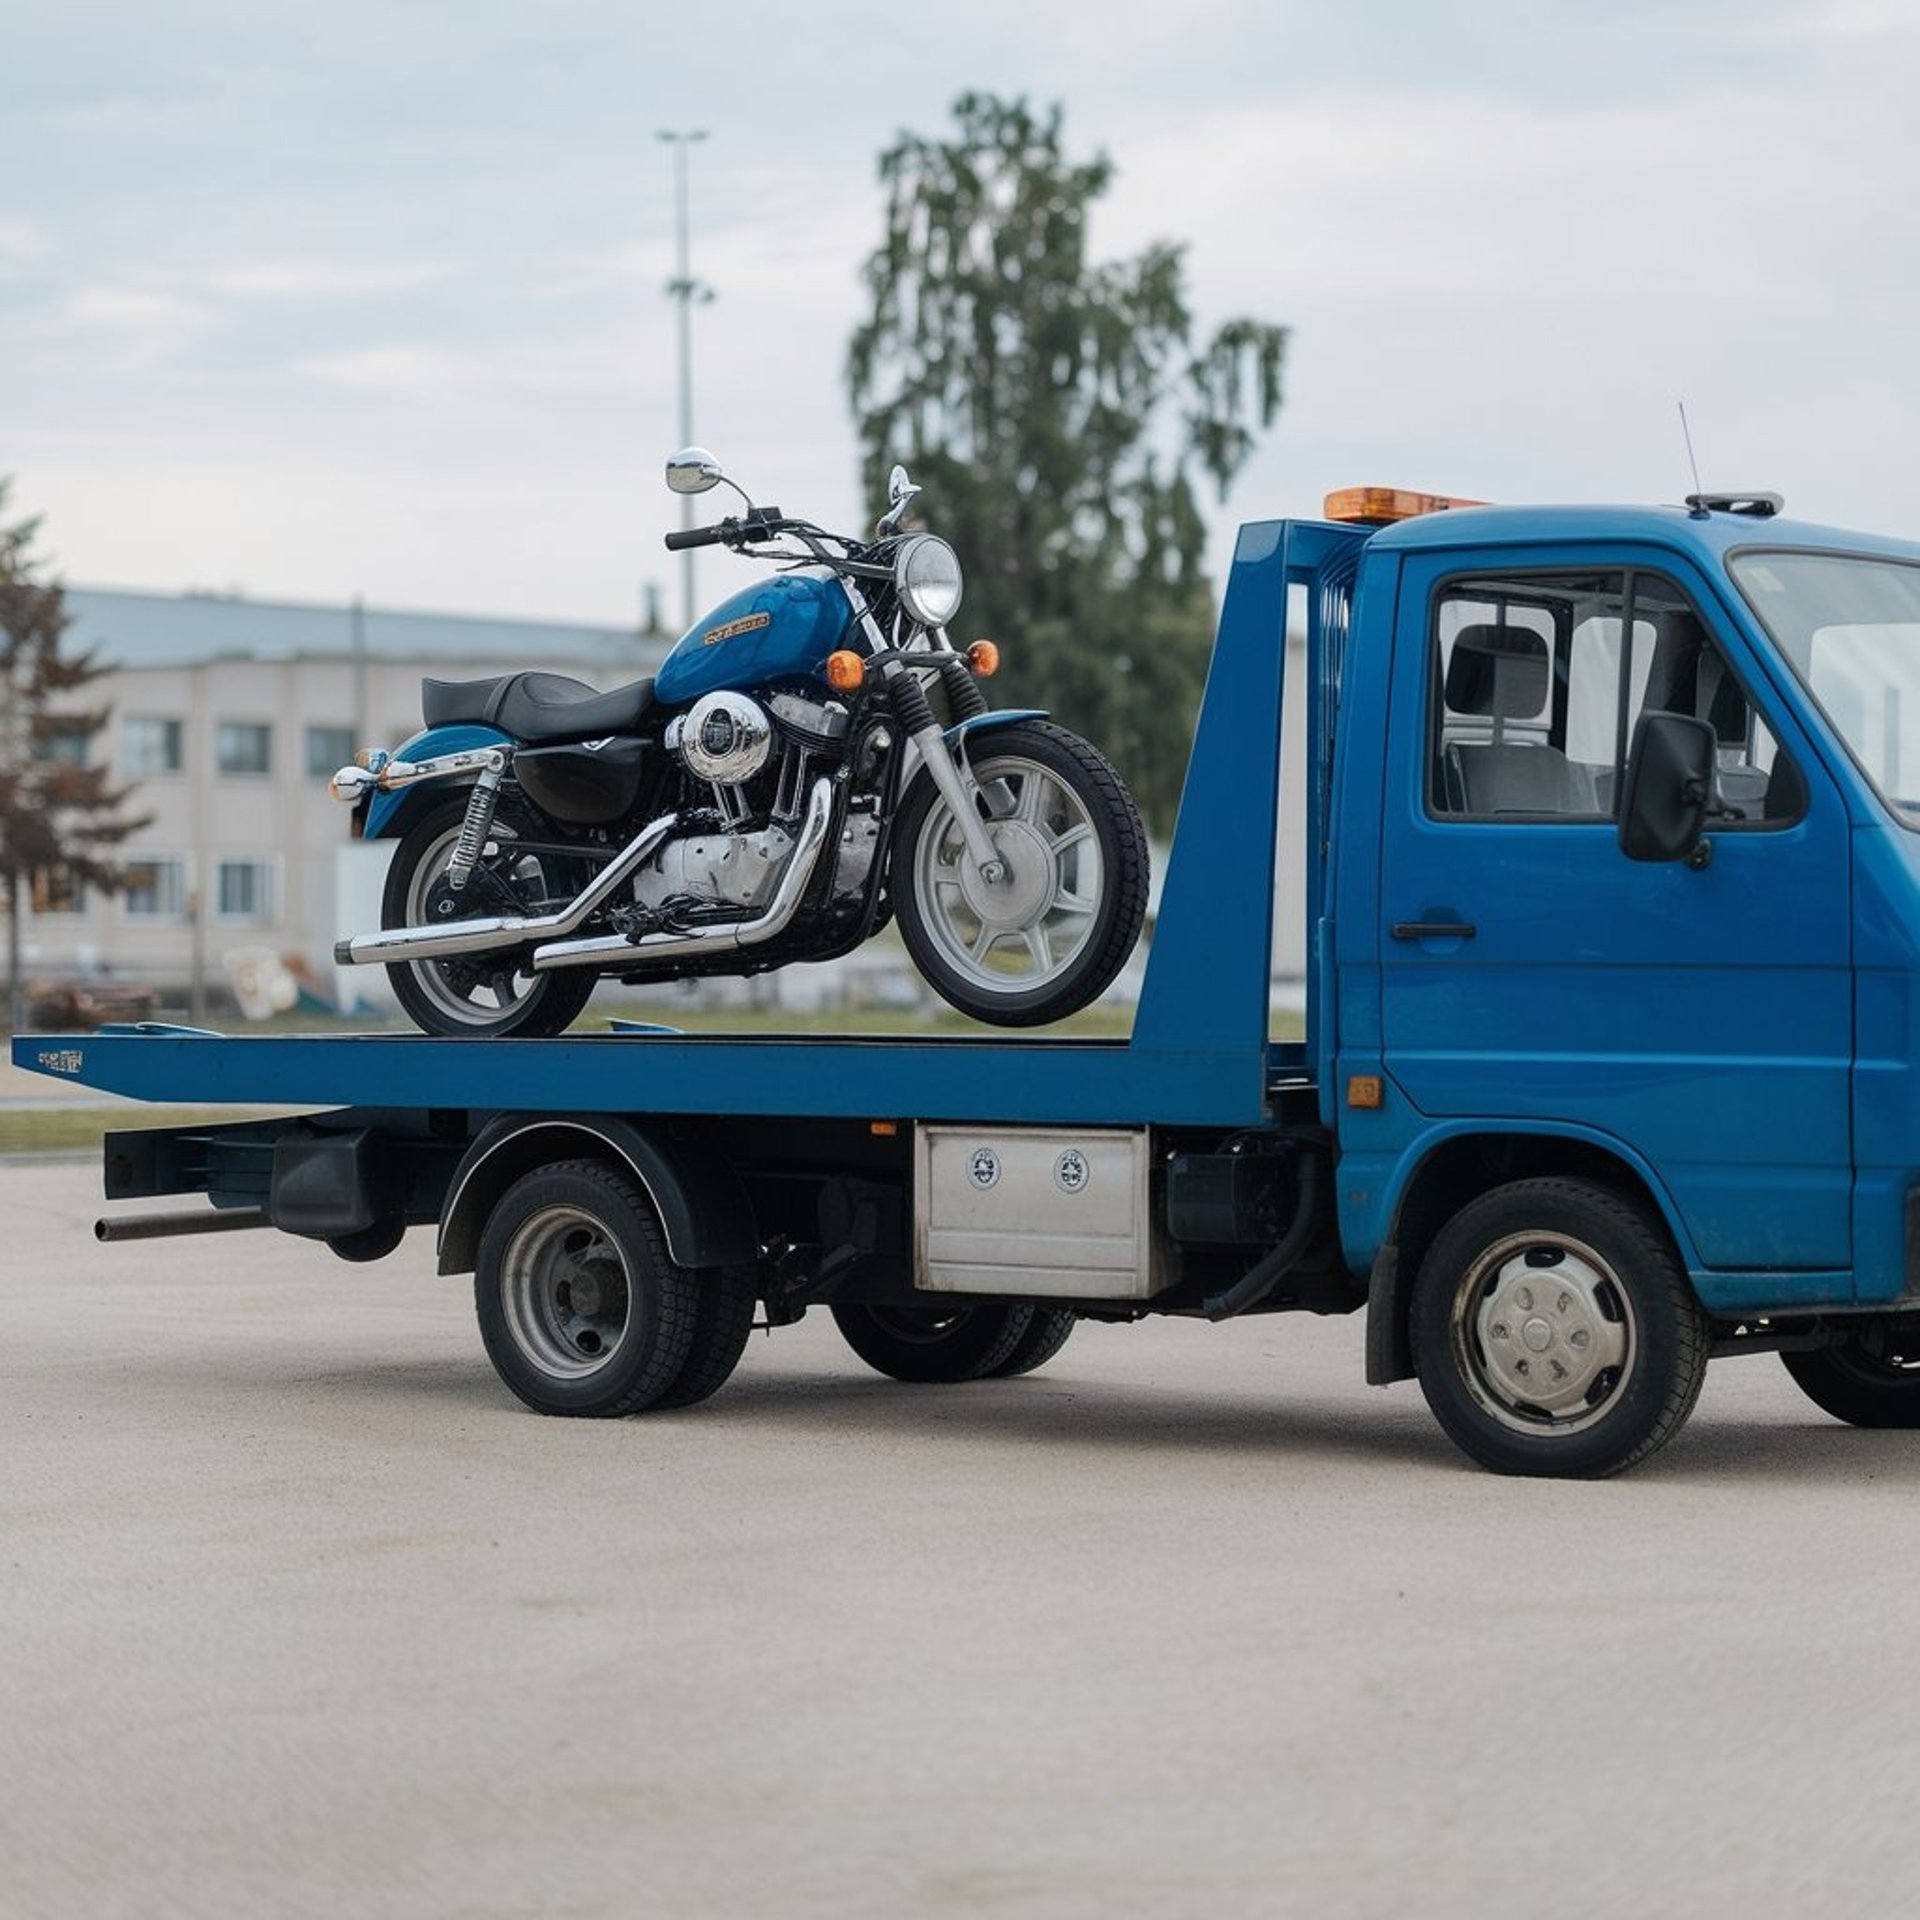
[944,708,1046,747]
[362,724,513,839]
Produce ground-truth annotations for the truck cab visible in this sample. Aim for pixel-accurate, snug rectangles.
[1320,490,1920,1469]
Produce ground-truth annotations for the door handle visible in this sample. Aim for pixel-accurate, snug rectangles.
[1390,921,1477,941]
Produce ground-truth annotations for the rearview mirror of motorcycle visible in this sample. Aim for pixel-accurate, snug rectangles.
[877,463,922,535]
[665,447,724,495]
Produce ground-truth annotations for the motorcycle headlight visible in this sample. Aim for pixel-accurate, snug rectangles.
[895,535,963,628]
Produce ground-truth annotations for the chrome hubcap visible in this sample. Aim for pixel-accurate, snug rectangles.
[501,1204,633,1379]
[1454,1233,1634,1433]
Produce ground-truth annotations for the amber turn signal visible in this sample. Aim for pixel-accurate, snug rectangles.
[967,639,1000,677]
[826,650,865,691]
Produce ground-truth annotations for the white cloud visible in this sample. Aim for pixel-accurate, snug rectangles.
[1776,0,1920,40]
[0,216,48,260]
[294,344,479,394]
[60,285,223,368]
[207,257,457,299]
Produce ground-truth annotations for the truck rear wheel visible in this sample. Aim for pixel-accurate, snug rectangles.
[657,1264,760,1410]
[1781,1320,1920,1427]
[831,1302,1034,1383]
[475,1159,697,1416]
[1410,1178,1708,1478]
[986,1306,1077,1377]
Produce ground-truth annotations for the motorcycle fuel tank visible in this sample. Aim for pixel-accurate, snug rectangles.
[656,574,853,705]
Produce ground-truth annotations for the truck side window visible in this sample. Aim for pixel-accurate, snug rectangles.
[1429,571,1802,825]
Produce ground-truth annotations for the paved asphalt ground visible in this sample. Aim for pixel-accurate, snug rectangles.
[5,1155,1920,1919]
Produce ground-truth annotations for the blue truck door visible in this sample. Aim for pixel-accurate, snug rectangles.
[1376,545,1853,1272]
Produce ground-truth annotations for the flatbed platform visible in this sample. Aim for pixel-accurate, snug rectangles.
[12,1024,1303,1127]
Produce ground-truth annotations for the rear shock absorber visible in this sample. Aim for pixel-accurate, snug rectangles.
[445,765,505,892]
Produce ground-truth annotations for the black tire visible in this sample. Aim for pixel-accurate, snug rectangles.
[892,720,1148,1026]
[1782,1322,1920,1427]
[381,794,598,1038]
[656,1264,760,1409]
[985,1306,1077,1378]
[1410,1178,1709,1478]
[474,1159,697,1416]
[831,1301,1035,1383]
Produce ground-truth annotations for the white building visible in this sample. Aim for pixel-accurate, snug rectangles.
[22,587,666,1009]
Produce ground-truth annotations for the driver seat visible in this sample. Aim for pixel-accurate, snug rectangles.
[421,672,656,744]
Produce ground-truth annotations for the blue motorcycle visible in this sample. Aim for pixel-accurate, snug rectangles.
[330,451,1149,1036]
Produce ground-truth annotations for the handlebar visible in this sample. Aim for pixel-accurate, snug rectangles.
[663,504,791,552]
[663,522,729,551]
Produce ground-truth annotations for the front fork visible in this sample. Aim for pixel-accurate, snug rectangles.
[838,580,1005,883]
[894,681,1005,882]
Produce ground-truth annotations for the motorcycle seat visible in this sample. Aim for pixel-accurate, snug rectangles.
[421,671,655,744]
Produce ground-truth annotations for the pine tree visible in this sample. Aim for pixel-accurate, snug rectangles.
[848,94,1286,831]
[0,483,149,1028]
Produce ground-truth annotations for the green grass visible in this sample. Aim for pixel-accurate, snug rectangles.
[0,1105,294,1157]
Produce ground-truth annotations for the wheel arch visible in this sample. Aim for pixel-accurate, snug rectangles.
[1363,1125,1698,1386]
[437,1114,759,1276]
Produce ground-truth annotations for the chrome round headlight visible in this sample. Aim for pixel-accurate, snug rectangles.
[895,534,963,628]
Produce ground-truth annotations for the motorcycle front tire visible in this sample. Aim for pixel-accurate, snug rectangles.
[892,719,1148,1027]
[381,794,599,1039]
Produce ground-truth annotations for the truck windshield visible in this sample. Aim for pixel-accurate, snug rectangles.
[1730,550,1920,821]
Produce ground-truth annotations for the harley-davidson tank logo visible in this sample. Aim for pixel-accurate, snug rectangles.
[701,611,772,647]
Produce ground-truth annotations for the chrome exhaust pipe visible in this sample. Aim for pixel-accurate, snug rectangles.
[531,778,836,972]
[333,814,681,968]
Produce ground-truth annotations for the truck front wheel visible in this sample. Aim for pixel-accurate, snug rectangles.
[475,1159,697,1416]
[1410,1178,1709,1478]
[1782,1319,1920,1427]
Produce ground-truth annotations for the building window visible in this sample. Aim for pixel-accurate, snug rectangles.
[216,721,273,776]
[30,866,86,915]
[123,857,187,918]
[36,721,90,767]
[124,715,184,776]
[305,725,357,778]
[216,860,273,923]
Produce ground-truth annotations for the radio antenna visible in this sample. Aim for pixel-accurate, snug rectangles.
[1678,401,1709,517]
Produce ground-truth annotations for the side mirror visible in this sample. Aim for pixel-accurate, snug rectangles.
[877,463,922,534]
[665,447,724,495]
[1619,710,1716,865]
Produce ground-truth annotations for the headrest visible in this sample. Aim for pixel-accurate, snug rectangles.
[1444,624,1549,718]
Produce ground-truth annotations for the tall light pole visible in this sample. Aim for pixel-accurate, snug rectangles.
[657,128,711,632]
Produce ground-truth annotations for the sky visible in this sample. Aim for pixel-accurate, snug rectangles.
[5,0,1920,629]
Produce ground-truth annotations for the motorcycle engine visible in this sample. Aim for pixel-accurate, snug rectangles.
[637,689,861,918]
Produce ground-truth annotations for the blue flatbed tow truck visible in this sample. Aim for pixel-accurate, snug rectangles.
[21,488,1920,1476]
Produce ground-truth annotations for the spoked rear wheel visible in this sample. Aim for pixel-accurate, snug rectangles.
[893,721,1147,1027]
[381,795,597,1038]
